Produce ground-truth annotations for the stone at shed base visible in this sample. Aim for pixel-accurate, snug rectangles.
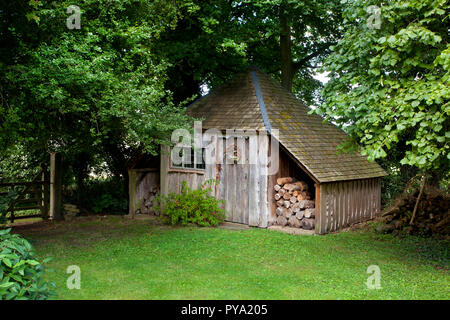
[267,225,315,235]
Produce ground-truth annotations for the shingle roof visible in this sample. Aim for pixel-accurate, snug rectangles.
[188,67,387,183]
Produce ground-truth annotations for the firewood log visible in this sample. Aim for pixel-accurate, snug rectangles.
[301,218,315,230]
[293,191,299,197]
[277,177,293,185]
[276,199,284,207]
[283,193,291,200]
[276,207,284,216]
[283,183,300,192]
[298,200,315,209]
[294,181,308,191]
[278,188,286,196]
[304,208,315,219]
[277,215,288,226]
[296,210,305,220]
[290,196,297,204]
[274,193,281,201]
[283,208,293,219]
[288,216,302,228]
[291,203,301,213]
[274,184,282,192]
[284,201,290,208]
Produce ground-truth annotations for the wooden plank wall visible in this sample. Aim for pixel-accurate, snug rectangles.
[160,133,269,227]
[317,178,381,234]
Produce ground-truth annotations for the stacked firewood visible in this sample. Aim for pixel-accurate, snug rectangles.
[138,187,160,215]
[380,187,449,236]
[273,177,315,230]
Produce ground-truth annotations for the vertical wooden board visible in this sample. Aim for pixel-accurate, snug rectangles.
[248,134,259,226]
[225,137,234,221]
[258,134,268,227]
[352,180,357,223]
[353,180,357,224]
[332,183,337,231]
[234,159,242,223]
[349,181,354,225]
[329,184,334,232]
[335,183,340,230]
[362,179,366,219]
[364,179,370,220]
[340,182,345,228]
[217,137,226,201]
[355,179,360,222]
[319,184,326,234]
[266,138,277,226]
[340,182,345,229]
[377,178,381,215]
[347,181,352,225]
[339,182,344,229]
[242,138,250,224]
[327,184,333,232]
[342,182,347,227]
[370,179,375,217]
[315,184,321,234]
[356,179,360,222]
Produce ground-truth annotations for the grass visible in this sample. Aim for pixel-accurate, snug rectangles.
[13,216,450,300]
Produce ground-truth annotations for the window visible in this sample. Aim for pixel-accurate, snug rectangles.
[171,147,205,170]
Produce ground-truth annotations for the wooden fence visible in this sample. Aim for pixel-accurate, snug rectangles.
[316,178,381,234]
[0,170,50,223]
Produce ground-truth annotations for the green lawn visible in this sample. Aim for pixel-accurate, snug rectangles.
[15,216,449,300]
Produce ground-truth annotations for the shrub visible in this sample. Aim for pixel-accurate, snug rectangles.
[154,179,226,227]
[0,190,17,225]
[64,178,128,215]
[0,229,56,300]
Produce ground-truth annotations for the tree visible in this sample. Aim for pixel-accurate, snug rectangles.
[0,1,191,190]
[316,0,449,176]
[155,0,344,105]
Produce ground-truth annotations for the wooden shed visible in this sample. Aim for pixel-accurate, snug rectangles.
[130,67,387,234]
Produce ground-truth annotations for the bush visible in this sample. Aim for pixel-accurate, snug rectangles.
[154,179,226,227]
[0,191,16,224]
[0,229,56,300]
[64,178,128,215]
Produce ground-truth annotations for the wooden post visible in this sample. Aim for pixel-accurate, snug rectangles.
[128,169,137,217]
[314,184,320,234]
[41,165,50,220]
[49,153,63,220]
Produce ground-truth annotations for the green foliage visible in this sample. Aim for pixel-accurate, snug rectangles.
[154,179,225,227]
[0,0,192,174]
[65,178,127,215]
[317,0,449,172]
[157,0,343,105]
[0,229,55,300]
[0,191,17,225]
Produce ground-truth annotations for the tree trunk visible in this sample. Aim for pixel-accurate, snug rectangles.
[280,6,294,92]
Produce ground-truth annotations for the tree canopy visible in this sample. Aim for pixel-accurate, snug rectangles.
[0,0,190,180]
[317,0,449,174]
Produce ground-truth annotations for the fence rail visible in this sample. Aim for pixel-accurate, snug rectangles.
[1,169,50,223]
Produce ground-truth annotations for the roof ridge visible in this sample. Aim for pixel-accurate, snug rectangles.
[250,70,271,134]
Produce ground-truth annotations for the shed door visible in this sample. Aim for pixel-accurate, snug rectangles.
[217,136,250,224]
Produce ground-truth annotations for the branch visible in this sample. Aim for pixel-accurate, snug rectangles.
[292,42,336,72]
